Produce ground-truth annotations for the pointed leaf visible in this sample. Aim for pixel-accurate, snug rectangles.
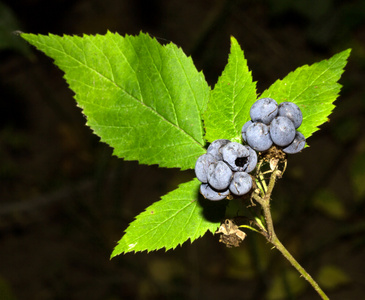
[111,178,226,256]
[261,49,351,140]
[21,32,209,170]
[204,36,257,143]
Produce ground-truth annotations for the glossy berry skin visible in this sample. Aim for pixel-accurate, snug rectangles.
[200,183,229,201]
[282,131,306,154]
[194,153,217,183]
[207,139,231,160]
[229,172,252,196]
[221,142,250,172]
[278,102,303,129]
[241,120,253,142]
[246,122,273,152]
[269,116,296,147]
[207,161,233,190]
[250,98,278,125]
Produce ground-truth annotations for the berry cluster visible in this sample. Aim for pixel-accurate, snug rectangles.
[242,98,306,154]
[196,98,306,201]
[195,140,257,201]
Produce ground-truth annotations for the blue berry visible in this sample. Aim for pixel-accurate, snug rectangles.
[246,122,273,152]
[229,172,252,196]
[207,161,233,190]
[278,102,303,129]
[207,139,231,160]
[245,146,257,173]
[269,116,296,147]
[221,142,250,172]
[200,183,229,201]
[282,131,306,154]
[250,98,278,125]
[241,120,253,142]
[195,153,217,183]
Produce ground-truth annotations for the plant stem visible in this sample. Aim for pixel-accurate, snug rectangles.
[270,234,330,300]
[252,162,330,300]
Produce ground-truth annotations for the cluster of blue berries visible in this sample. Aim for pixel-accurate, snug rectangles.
[196,98,306,201]
[195,140,257,201]
[242,98,306,154]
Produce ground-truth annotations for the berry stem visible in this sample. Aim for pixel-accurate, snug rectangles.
[253,162,330,299]
[271,234,330,300]
[255,158,268,196]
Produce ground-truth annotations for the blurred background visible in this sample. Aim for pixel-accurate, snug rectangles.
[1,0,365,299]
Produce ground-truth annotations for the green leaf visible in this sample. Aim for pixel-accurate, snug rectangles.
[312,188,348,220]
[111,178,225,256]
[266,268,307,300]
[316,265,351,290]
[21,32,209,170]
[204,36,257,143]
[261,49,351,140]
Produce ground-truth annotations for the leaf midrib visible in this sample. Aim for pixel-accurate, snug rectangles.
[286,54,343,104]
[126,199,198,250]
[34,34,205,149]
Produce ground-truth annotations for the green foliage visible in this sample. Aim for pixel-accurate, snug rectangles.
[111,178,225,256]
[21,32,350,255]
[204,36,257,143]
[350,150,365,201]
[261,49,351,140]
[21,32,209,170]
[0,276,16,300]
[316,265,351,290]
[312,188,348,219]
[266,268,307,300]
[0,3,31,56]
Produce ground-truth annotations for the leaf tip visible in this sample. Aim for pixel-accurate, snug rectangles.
[110,240,139,258]
[230,35,238,45]
[344,48,352,57]
[19,32,35,42]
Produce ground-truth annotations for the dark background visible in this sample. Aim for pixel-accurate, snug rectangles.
[1,0,365,299]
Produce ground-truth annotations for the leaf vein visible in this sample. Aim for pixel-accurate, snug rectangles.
[132,200,194,248]
[140,37,179,127]
[34,36,204,148]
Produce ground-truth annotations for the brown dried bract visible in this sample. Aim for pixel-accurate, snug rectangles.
[216,219,246,248]
[261,146,287,174]
[265,146,286,162]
